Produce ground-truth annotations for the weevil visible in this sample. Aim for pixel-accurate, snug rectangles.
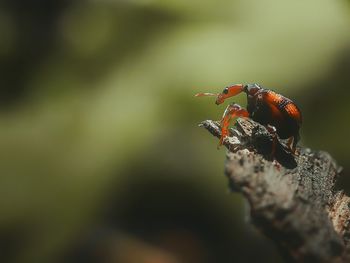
[195,84,302,155]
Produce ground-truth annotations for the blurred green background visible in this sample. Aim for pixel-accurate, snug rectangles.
[1,0,350,262]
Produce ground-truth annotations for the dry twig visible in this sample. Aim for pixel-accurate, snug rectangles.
[200,118,350,263]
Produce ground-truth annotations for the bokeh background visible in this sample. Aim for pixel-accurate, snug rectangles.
[1,0,350,262]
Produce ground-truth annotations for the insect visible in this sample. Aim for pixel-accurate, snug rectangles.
[195,84,302,154]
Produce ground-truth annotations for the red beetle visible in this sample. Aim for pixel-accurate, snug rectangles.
[196,84,302,154]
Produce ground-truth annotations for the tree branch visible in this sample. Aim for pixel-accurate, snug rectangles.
[200,118,350,263]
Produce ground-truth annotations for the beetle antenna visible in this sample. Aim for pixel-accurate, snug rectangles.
[194,92,219,97]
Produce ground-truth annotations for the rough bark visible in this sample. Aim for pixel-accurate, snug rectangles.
[200,118,350,263]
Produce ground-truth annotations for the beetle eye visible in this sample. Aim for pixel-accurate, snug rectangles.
[223,87,229,94]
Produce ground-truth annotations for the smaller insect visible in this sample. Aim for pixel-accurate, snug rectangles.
[195,84,302,155]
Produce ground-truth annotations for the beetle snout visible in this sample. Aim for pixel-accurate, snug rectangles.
[215,95,224,105]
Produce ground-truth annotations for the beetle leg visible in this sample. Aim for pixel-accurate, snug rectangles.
[286,135,300,155]
[266,125,278,158]
[286,137,294,153]
[218,103,249,147]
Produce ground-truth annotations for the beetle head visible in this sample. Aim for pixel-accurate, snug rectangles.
[215,84,244,105]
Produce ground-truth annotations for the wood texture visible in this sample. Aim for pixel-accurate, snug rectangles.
[200,118,350,263]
